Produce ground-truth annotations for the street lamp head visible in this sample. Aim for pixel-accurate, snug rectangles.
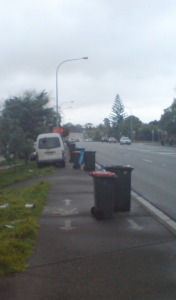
[82,57,88,59]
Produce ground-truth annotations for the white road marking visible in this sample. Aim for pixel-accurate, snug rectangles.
[127,219,143,231]
[63,199,71,206]
[60,219,75,231]
[126,147,176,156]
[143,159,152,163]
[44,198,78,216]
[56,208,78,216]
[158,152,176,155]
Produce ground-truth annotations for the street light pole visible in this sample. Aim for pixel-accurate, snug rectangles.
[56,57,88,127]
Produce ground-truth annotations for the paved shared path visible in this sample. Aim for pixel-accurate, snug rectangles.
[0,162,176,299]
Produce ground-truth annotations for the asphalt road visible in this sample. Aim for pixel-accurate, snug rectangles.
[78,141,176,221]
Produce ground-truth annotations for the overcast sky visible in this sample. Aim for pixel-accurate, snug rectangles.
[1,0,176,126]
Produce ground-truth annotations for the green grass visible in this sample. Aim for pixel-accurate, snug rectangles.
[0,160,55,188]
[0,181,51,276]
[0,161,55,276]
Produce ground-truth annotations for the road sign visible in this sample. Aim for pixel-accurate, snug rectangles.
[52,127,64,133]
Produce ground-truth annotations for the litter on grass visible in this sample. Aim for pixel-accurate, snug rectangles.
[0,203,9,208]
[25,203,35,208]
[5,224,14,229]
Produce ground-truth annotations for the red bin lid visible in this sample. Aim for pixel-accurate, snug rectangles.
[72,151,81,153]
[89,171,117,178]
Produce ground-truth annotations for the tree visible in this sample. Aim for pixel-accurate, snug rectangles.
[2,90,56,140]
[62,125,70,138]
[103,118,111,127]
[0,90,56,164]
[0,117,34,168]
[120,116,142,140]
[109,94,126,125]
[85,123,93,129]
[160,99,176,135]
[103,118,111,137]
[109,94,127,139]
[137,121,160,142]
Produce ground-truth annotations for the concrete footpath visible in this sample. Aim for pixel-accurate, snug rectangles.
[0,162,176,300]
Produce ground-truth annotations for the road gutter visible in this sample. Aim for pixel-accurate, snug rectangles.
[132,191,176,237]
[95,162,176,236]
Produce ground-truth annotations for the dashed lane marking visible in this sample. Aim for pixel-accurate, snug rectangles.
[143,159,152,163]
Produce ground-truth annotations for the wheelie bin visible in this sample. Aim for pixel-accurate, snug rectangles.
[72,151,81,169]
[105,165,133,212]
[75,147,85,165]
[72,148,85,169]
[84,151,96,171]
[89,171,117,220]
[75,147,85,154]
[68,143,76,162]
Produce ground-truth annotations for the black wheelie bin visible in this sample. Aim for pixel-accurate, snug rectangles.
[84,151,96,171]
[68,143,76,162]
[105,165,133,212]
[89,171,117,220]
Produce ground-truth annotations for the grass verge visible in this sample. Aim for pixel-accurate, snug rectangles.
[0,160,55,188]
[0,181,51,276]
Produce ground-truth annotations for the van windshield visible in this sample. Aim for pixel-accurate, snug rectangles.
[38,137,61,149]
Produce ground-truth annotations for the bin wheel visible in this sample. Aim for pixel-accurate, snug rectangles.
[95,210,104,220]
[91,206,96,217]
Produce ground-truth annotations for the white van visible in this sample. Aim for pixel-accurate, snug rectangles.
[36,133,65,168]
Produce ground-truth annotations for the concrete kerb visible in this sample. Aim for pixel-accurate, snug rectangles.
[132,191,176,237]
[95,163,176,237]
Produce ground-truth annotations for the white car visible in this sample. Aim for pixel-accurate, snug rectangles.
[108,137,117,143]
[120,137,131,145]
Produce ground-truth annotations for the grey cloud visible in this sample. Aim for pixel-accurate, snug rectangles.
[0,0,176,124]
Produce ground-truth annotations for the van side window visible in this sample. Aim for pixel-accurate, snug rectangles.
[39,137,60,149]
